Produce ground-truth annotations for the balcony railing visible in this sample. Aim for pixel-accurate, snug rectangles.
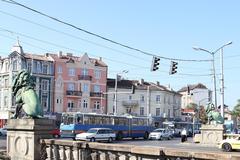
[90,92,102,97]
[78,75,92,81]
[66,90,82,96]
[122,100,139,107]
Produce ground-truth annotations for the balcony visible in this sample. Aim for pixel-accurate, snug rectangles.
[66,90,82,96]
[122,100,139,107]
[90,92,102,97]
[78,75,92,81]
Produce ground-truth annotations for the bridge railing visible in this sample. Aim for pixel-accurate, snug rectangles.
[40,139,240,160]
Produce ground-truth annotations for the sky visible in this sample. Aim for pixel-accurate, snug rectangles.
[0,0,239,108]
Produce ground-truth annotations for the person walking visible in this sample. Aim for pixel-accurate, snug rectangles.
[181,128,187,142]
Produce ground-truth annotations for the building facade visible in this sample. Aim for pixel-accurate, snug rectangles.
[0,42,54,127]
[107,79,182,121]
[178,83,212,109]
[50,52,107,114]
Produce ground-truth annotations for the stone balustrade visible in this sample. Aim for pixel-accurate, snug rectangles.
[40,139,240,160]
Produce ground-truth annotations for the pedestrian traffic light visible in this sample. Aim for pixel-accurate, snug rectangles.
[151,56,160,71]
[169,61,178,75]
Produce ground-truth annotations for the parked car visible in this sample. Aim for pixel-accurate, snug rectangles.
[75,128,116,142]
[219,136,240,152]
[148,128,172,140]
[0,128,7,136]
[50,128,60,138]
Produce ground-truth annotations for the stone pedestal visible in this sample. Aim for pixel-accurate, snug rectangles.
[200,124,224,144]
[6,119,55,160]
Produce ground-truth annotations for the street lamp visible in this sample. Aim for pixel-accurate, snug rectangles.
[113,70,128,115]
[193,41,232,119]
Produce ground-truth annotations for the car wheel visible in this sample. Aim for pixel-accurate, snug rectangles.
[0,132,2,136]
[158,136,162,140]
[108,137,113,143]
[222,143,232,152]
[53,134,59,138]
[90,137,95,142]
[143,132,149,140]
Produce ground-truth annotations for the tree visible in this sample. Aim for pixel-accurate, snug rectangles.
[198,106,208,124]
[186,103,198,112]
[232,99,240,128]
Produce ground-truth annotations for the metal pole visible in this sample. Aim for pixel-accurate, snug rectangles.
[114,74,118,115]
[212,54,218,108]
[220,48,224,118]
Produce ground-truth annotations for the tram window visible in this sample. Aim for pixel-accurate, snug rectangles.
[132,119,138,125]
[114,118,119,125]
[76,116,82,124]
[67,117,74,124]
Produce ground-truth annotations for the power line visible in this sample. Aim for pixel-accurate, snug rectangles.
[1,0,211,62]
[0,10,149,62]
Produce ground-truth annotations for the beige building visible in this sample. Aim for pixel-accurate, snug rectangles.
[107,79,181,120]
[178,83,212,109]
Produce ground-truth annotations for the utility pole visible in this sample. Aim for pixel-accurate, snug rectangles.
[220,48,224,118]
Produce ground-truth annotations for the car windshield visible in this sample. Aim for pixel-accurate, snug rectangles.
[153,129,164,133]
[87,129,98,133]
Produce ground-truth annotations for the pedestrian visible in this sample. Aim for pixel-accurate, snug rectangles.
[181,128,187,142]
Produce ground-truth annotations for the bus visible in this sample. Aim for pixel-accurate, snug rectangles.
[163,121,201,136]
[60,112,154,140]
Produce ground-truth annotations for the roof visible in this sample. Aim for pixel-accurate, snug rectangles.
[107,78,181,95]
[24,53,53,62]
[178,83,208,92]
[50,53,107,67]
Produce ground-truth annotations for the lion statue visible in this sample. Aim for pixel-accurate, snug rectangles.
[12,70,43,119]
[205,102,224,124]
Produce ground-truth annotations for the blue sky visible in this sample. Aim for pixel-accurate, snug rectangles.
[0,0,239,108]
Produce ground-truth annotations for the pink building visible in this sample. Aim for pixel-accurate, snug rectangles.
[50,52,107,114]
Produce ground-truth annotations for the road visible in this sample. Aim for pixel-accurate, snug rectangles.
[0,136,6,150]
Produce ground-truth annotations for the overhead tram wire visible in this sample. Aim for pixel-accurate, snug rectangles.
[0,27,212,76]
[0,10,149,62]
[1,0,211,62]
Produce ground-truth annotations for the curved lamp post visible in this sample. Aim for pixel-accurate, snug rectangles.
[193,41,232,119]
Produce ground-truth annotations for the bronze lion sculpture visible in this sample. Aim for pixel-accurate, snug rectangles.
[12,70,43,118]
[205,102,224,124]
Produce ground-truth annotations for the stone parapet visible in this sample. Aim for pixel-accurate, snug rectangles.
[200,124,224,144]
[7,119,55,160]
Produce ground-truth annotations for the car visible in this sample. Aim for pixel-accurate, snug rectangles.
[219,136,240,152]
[148,128,172,140]
[50,128,60,138]
[0,128,7,136]
[75,128,116,142]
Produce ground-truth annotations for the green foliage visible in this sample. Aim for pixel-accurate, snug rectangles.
[186,103,198,112]
[232,99,240,117]
[198,106,208,124]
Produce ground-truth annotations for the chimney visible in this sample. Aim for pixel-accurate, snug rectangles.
[99,57,102,61]
[58,51,62,57]
[156,81,160,86]
[45,53,49,57]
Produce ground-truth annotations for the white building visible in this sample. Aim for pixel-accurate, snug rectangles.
[178,83,212,109]
[107,79,182,122]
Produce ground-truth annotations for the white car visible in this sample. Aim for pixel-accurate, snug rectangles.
[75,128,116,142]
[149,128,172,140]
[0,128,7,136]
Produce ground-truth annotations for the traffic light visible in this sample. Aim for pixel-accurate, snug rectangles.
[169,61,178,75]
[151,56,160,71]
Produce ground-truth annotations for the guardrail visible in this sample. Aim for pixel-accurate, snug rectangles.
[40,139,240,160]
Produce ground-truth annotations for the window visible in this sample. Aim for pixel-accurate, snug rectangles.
[41,95,48,110]
[27,62,32,72]
[94,70,101,79]
[37,61,41,73]
[41,80,49,91]
[12,60,17,71]
[68,101,74,108]
[94,101,100,109]
[57,65,62,73]
[156,108,160,116]
[83,100,88,108]
[43,64,48,74]
[82,68,88,75]
[83,84,88,92]
[68,83,74,91]
[140,107,144,116]
[156,95,161,104]
[140,95,144,102]
[93,85,100,92]
[4,79,9,88]
[68,68,75,76]
[56,99,59,104]
[4,96,8,106]
[168,109,171,117]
